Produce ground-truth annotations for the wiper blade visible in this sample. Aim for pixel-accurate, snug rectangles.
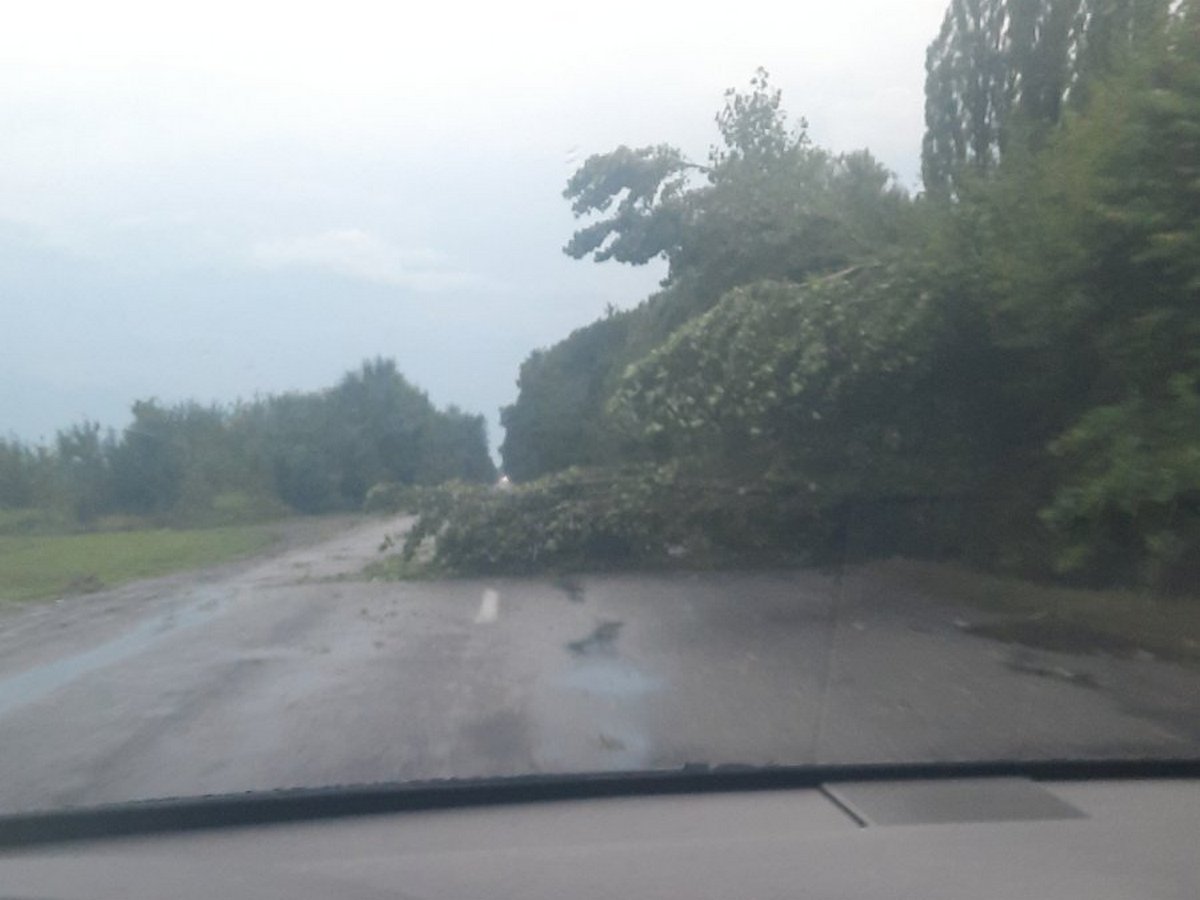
[1,756,1198,848]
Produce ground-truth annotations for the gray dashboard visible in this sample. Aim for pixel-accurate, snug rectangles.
[0,777,1196,899]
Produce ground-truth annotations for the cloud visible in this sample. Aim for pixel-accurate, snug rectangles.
[250,228,482,292]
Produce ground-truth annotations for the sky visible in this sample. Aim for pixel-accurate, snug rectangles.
[1,0,951,454]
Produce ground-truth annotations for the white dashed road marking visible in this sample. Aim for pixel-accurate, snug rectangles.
[474,588,500,624]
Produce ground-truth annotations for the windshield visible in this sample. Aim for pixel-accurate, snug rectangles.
[1,0,1198,814]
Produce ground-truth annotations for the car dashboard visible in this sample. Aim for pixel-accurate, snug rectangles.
[0,763,1196,899]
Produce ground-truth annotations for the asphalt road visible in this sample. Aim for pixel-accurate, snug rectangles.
[0,516,1197,813]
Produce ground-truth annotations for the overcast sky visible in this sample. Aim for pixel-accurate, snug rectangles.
[1,0,951,452]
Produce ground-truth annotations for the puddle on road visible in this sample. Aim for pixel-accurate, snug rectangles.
[550,616,661,769]
[0,590,227,720]
[567,620,623,656]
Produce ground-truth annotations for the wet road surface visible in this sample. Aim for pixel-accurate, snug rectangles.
[0,516,1197,812]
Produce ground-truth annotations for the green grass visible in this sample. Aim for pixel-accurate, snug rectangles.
[879,559,1200,667]
[0,524,280,604]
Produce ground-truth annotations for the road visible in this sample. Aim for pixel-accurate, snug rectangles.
[0,516,1197,813]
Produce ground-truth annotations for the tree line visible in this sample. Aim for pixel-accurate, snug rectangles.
[498,0,1199,589]
[0,359,495,526]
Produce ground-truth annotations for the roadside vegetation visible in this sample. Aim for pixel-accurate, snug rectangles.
[0,358,493,528]
[424,0,1199,595]
[372,465,836,576]
[875,559,1200,667]
[1,359,494,602]
[0,523,278,604]
[372,464,982,577]
[1,357,495,529]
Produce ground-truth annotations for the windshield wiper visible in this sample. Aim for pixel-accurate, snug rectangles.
[1,757,1198,849]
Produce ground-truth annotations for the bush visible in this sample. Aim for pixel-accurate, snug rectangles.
[396,465,853,575]
[1040,374,1200,592]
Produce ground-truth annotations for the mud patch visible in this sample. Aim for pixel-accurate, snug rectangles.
[966,616,1153,660]
[599,732,627,751]
[567,620,623,656]
[64,574,104,595]
[554,574,586,603]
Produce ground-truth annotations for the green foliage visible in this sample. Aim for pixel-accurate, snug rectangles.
[3,358,494,526]
[607,270,951,486]
[53,422,115,524]
[565,70,910,299]
[415,406,497,486]
[710,69,799,164]
[506,24,1200,590]
[921,0,1174,194]
[947,8,1200,583]
[499,312,635,480]
[392,466,994,577]
[1042,375,1200,588]
[562,144,692,265]
[397,465,843,575]
[0,439,55,511]
[673,146,910,306]
[505,73,913,482]
[110,400,192,514]
[246,358,466,512]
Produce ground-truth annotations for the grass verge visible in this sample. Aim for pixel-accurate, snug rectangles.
[0,524,280,605]
[878,559,1200,667]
